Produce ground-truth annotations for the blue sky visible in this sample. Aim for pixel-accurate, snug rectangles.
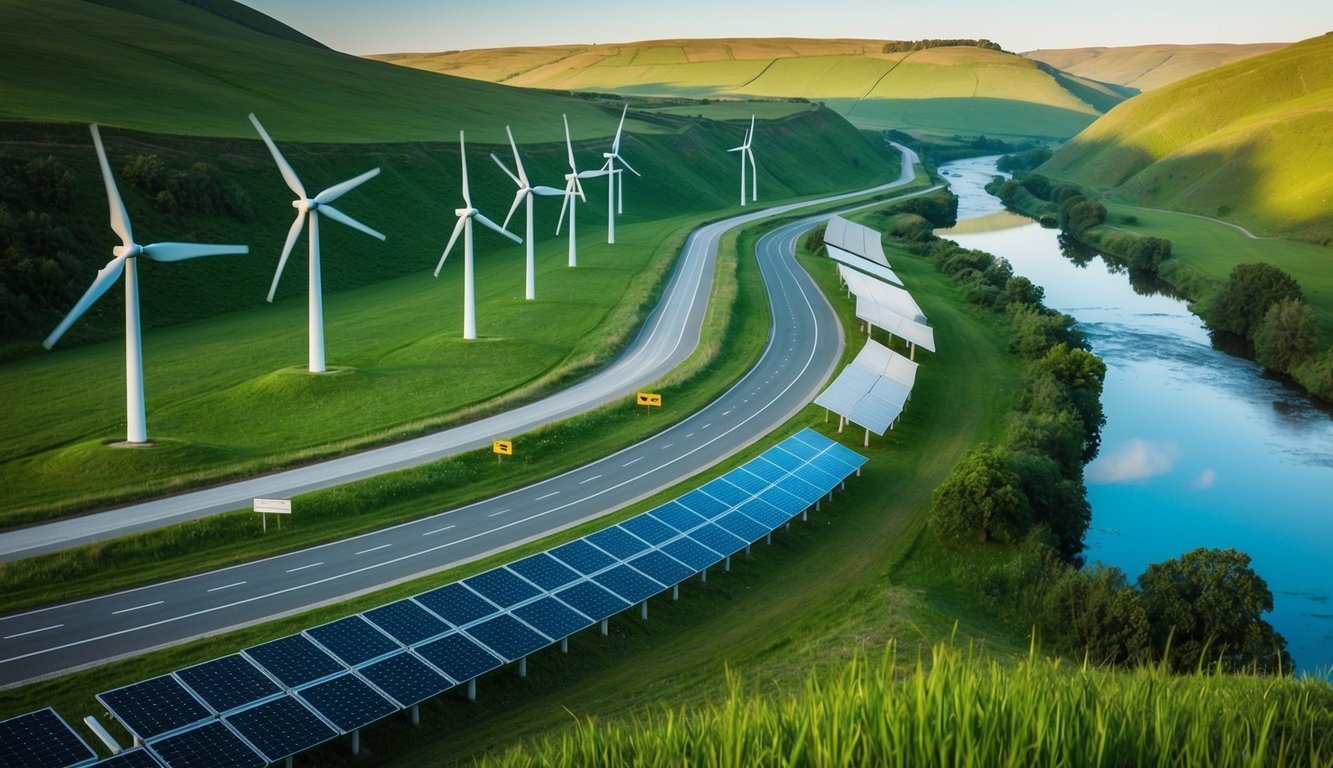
[239,0,1330,54]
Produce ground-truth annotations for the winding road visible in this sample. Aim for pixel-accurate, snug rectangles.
[0,145,925,688]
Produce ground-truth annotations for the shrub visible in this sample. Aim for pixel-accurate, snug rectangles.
[1210,262,1304,338]
[930,445,1030,544]
[1253,297,1318,373]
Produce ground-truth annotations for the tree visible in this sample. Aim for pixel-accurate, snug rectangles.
[1007,449,1090,562]
[1027,343,1106,462]
[1043,565,1150,666]
[1003,275,1044,308]
[1253,297,1318,373]
[1210,263,1304,338]
[929,445,1030,544]
[1137,547,1291,673]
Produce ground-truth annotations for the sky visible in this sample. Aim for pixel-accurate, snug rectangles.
[238,0,1330,54]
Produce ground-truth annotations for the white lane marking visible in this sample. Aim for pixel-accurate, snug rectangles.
[662,443,674,449]
[702,423,712,429]
[112,601,163,616]
[207,582,245,593]
[685,432,695,438]
[422,524,456,536]
[623,456,644,467]
[487,509,510,518]
[356,544,391,555]
[4,624,62,640]
[286,562,323,573]
[578,475,603,485]
[535,491,559,501]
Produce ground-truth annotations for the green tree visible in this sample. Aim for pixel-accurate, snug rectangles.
[1137,548,1291,673]
[1043,565,1150,666]
[929,445,1030,544]
[1253,297,1318,373]
[1007,449,1090,562]
[1026,343,1106,461]
[1003,275,1044,308]
[1063,199,1107,236]
[1210,262,1304,338]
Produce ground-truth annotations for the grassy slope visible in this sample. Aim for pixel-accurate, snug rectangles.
[373,39,1129,140]
[1026,42,1287,90]
[1037,33,1333,243]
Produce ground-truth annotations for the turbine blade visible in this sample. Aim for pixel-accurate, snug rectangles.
[315,167,380,204]
[574,175,587,202]
[563,114,576,171]
[248,113,306,199]
[319,204,386,240]
[458,130,471,208]
[506,125,528,186]
[556,184,572,234]
[89,124,133,249]
[43,255,127,349]
[577,169,609,179]
[616,154,640,176]
[502,188,525,231]
[142,242,249,262]
[435,215,468,276]
[532,185,565,196]
[476,212,522,243]
[727,146,745,153]
[611,103,628,154]
[267,212,306,302]
[491,151,522,188]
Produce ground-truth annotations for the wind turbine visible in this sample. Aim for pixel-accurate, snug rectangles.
[492,126,564,301]
[436,131,522,340]
[556,114,609,267]
[599,103,640,244]
[249,113,385,373]
[44,124,248,444]
[727,115,758,206]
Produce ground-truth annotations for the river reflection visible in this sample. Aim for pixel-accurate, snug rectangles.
[936,155,1333,676]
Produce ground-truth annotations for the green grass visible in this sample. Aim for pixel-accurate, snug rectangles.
[1026,43,1287,91]
[646,102,816,121]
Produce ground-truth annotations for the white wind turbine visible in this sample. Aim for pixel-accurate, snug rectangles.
[556,114,609,267]
[435,131,522,340]
[727,115,758,206]
[44,124,248,444]
[599,104,640,244]
[249,113,385,373]
[492,126,564,301]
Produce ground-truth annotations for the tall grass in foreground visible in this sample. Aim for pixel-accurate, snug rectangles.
[479,642,1332,767]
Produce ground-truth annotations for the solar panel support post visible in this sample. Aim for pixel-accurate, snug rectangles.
[411,704,420,726]
[700,568,707,583]
[865,428,870,448]
[672,584,679,600]
[519,657,528,678]
[285,757,293,768]
[600,619,609,636]
[467,679,477,702]
[560,638,569,653]
[766,533,772,545]
[85,714,123,754]
[640,601,648,620]
[803,508,809,522]
[724,555,731,573]
[745,544,751,559]
[352,728,360,756]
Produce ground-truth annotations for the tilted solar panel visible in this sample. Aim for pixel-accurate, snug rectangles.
[415,583,500,628]
[507,552,581,591]
[224,696,336,764]
[553,580,628,622]
[97,676,211,742]
[716,510,769,542]
[465,614,551,662]
[586,526,650,560]
[146,721,263,768]
[646,501,707,533]
[296,674,396,734]
[592,564,664,604]
[90,748,161,767]
[463,567,542,609]
[760,446,803,472]
[0,708,96,768]
[626,550,695,587]
[364,599,450,646]
[618,513,677,546]
[511,596,593,640]
[305,616,401,667]
[660,537,721,571]
[675,489,728,520]
[736,497,787,528]
[720,467,768,495]
[688,523,747,557]
[547,539,616,575]
[357,651,453,708]
[699,477,750,507]
[415,632,503,683]
[742,456,787,483]
[757,485,806,516]
[244,634,343,689]
[175,655,281,716]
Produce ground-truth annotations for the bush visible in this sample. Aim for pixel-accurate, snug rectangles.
[1253,297,1318,373]
[929,445,1030,544]
[1291,348,1333,401]
[21,157,77,210]
[1007,304,1082,359]
[1210,262,1304,339]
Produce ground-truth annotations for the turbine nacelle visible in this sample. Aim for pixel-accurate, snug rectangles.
[456,207,478,218]
[112,244,143,259]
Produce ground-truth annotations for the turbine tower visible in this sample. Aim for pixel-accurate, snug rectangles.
[727,115,758,206]
[556,114,609,267]
[249,113,385,373]
[492,126,564,301]
[44,124,248,444]
[436,131,522,340]
[600,103,640,244]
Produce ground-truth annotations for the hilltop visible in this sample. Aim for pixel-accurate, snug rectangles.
[1026,42,1287,90]
[1037,33,1333,243]
[373,38,1133,141]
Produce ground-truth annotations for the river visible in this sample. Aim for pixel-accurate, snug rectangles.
[936,155,1333,676]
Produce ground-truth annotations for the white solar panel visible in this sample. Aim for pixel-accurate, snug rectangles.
[855,297,936,353]
[827,244,903,286]
[838,265,926,323]
[823,215,890,267]
[814,339,918,436]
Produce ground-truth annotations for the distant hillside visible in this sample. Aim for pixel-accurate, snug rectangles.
[1026,42,1287,90]
[1038,33,1333,243]
[374,38,1132,141]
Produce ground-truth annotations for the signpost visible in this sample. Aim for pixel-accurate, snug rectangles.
[637,392,662,409]
[254,497,291,532]
[493,439,513,463]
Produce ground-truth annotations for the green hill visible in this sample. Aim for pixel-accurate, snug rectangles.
[1026,43,1287,91]
[373,39,1132,141]
[1037,33,1333,243]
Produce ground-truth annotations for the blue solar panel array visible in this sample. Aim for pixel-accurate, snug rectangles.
[85,428,863,768]
[0,708,96,768]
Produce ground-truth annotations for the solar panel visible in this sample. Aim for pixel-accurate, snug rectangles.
[825,441,869,469]
[357,651,453,708]
[364,599,450,646]
[660,537,721,571]
[716,510,769,542]
[91,748,161,767]
[296,674,396,734]
[809,451,857,478]
[585,526,650,560]
[618,513,677,546]
[647,501,707,533]
[548,538,616,575]
[720,467,768,495]
[463,567,541,609]
[699,478,750,507]
[553,580,628,622]
[97,676,211,742]
[147,721,263,768]
[736,497,787,528]
[507,552,581,591]
[761,446,803,472]
[627,550,695,586]
[244,634,344,689]
[464,614,551,661]
[0,708,96,768]
[224,696,336,764]
[676,489,728,520]
[776,435,820,461]
[415,583,500,628]
[305,616,401,667]
[742,457,788,483]
[790,428,833,449]
[416,632,503,683]
[792,464,841,494]
[776,475,824,505]
[688,523,747,557]
[757,485,807,516]
[175,655,281,715]
[511,597,594,640]
[592,564,665,604]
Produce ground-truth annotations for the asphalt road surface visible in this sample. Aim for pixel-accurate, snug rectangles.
[0,147,927,688]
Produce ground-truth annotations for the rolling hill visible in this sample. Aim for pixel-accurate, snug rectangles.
[1025,43,1287,91]
[1037,33,1333,243]
[373,39,1133,141]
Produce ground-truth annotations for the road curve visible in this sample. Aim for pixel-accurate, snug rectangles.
[0,144,921,563]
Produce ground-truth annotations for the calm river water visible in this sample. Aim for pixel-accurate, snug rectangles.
[936,155,1333,676]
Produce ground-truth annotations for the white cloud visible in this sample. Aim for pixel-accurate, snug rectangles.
[1192,469,1217,490]
[1086,439,1180,484]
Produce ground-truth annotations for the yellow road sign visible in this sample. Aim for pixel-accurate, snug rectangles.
[492,439,513,456]
[637,392,662,407]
